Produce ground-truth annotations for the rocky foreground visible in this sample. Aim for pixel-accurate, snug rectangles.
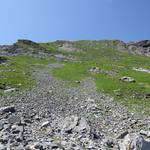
[0,64,150,150]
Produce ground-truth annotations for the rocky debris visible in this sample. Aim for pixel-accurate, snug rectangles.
[53,54,76,61]
[4,88,16,93]
[118,133,150,150]
[75,80,81,84]
[0,64,149,149]
[90,66,101,73]
[41,121,50,128]
[115,40,150,57]
[140,130,150,138]
[59,115,79,133]
[0,105,15,113]
[0,56,7,64]
[0,83,16,92]
[4,39,48,57]
[133,67,150,74]
[127,41,150,57]
[136,40,150,47]
[120,76,136,82]
[58,42,78,51]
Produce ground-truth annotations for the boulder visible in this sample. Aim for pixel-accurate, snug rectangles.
[0,105,15,113]
[118,133,150,150]
[140,130,150,138]
[74,117,90,134]
[0,144,6,150]
[60,115,79,133]
[120,76,135,82]
[4,88,16,93]
[90,66,101,73]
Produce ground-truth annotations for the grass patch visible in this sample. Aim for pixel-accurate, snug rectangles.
[0,55,55,94]
[52,46,150,115]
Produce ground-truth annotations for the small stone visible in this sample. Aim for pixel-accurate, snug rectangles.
[0,144,6,150]
[117,131,128,139]
[11,125,24,134]
[120,76,135,82]
[8,115,21,124]
[34,143,44,149]
[140,130,150,138]
[0,135,9,144]
[4,88,16,93]
[75,80,80,84]
[0,121,4,131]
[24,119,33,124]
[0,105,15,113]
[35,115,41,121]
[41,121,50,128]
[61,115,79,133]
[26,142,44,150]
[103,139,114,148]
[74,117,90,133]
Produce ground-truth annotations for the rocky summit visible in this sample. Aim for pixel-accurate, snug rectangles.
[0,39,150,150]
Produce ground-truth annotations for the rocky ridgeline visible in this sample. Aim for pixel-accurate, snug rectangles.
[119,40,150,57]
[0,39,150,57]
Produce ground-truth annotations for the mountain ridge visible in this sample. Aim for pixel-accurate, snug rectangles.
[0,39,150,57]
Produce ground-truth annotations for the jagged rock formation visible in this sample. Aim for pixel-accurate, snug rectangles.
[127,40,150,57]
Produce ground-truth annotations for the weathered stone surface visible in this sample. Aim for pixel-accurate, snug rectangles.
[0,105,15,113]
[8,115,21,124]
[120,76,135,82]
[41,121,50,128]
[60,115,79,133]
[0,143,6,150]
[90,66,101,73]
[4,88,16,93]
[140,130,150,138]
[118,133,150,150]
[74,117,90,133]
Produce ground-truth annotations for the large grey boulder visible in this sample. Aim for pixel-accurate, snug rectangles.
[119,133,150,150]
[74,117,90,134]
[60,115,79,133]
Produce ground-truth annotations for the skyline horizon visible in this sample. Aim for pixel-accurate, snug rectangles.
[1,0,150,44]
[1,38,150,45]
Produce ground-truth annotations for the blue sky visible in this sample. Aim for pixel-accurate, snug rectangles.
[0,0,150,44]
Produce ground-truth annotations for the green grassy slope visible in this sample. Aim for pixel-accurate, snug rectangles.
[0,56,54,94]
[0,40,149,115]
[52,41,150,115]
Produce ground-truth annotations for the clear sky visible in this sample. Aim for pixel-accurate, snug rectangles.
[0,0,150,44]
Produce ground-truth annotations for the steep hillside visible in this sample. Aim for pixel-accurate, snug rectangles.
[0,39,150,149]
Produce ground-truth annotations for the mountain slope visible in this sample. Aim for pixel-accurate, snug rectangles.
[0,39,150,149]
